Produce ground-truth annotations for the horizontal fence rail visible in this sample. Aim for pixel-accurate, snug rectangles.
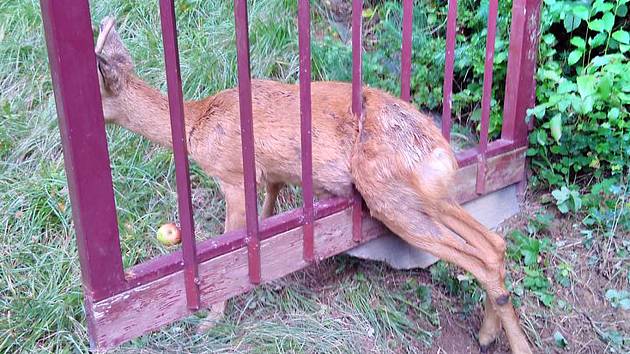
[39,0,541,350]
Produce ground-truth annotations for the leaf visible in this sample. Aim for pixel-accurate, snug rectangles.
[570,95,584,113]
[470,108,481,122]
[589,32,607,48]
[588,19,605,32]
[543,33,556,45]
[552,187,570,203]
[572,5,590,21]
[540,69,561,82]
[536,130,548,146]
[612,30,630,44]
[582,96,594,114]
[608,107,620,119]
[564,14,582,32]
[557,80,577,94]
[591,55,611,67]
[568,49,583,65]
[554,331,568,348]
[539,292,555,307]
[570,36,586,49]
[593,1,614,14]
[570,191,582,210]
[522,249,538,266]
[558,202,569,214]
[576,75,596,98]
[602,12,615,33]
[528,105,546,119]
[598,76,612,99]
[558,97,572,112]
[550,114,562,143]
[618,4,628,17]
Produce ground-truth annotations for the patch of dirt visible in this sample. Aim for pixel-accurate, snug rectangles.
[494,192,629,353]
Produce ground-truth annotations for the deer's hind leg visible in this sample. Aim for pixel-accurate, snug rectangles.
[479,296,502,351]
[351,159,530,352]
[261,182,284,219]
[367,205,531,354]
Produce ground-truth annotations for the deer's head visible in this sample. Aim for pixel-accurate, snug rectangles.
[95,16,134,123]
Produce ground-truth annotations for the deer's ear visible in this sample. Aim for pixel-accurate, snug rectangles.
[95,16,133,95]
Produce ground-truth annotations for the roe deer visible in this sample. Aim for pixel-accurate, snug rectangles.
[95,17,532,353]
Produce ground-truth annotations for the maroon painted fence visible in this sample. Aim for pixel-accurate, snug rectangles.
[40,0,541,349]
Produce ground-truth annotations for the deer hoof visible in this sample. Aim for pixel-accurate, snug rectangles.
[479,342,494,353]
[495,293,510,306]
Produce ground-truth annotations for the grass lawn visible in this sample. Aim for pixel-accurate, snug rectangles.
[1,0,627,353]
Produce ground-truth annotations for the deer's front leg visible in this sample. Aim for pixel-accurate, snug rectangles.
[198,182,246,333]
[223,183,247,232]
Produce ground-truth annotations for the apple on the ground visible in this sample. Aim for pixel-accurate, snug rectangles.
[156,223,181,246]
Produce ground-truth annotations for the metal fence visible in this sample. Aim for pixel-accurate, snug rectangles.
[40,0,541,349]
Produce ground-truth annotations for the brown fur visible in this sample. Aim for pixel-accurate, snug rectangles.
[95,17,533,353]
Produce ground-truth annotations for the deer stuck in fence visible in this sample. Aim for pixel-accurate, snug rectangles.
[94,16,533,353]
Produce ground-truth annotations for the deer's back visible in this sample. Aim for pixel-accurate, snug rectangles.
[190,80,452,198]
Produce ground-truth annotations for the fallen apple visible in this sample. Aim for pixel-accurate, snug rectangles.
[156,223,181,246]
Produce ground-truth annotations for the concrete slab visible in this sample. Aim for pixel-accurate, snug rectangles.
[346,184,520,270]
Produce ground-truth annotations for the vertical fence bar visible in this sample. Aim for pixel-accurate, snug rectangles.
[400,0,413,101]
[40,0,126,302]
[441,0,458,141]
[158,0,200,310]
[352,0,363,243]
[234,0,261,284]
[475,0,499,195]
[298,0,315,262]
[502,0,542,147]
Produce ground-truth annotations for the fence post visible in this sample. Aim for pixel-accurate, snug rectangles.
[158,0,201,310]
[400,0,413,102]
[351,0,364,243]
[234,0,261,284]
[298,0,315,262]
[40,0,126,301]
[475,0,499,195]
[501,0,542,147]
[441,0,458,141]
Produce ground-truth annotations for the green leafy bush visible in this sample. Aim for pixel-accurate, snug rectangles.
[507,216,555,307]
[313,0,513,139]
[528,0,629,188]
[527,0,629,239]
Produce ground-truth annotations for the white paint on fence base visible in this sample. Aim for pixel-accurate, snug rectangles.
[346,184,520,269]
